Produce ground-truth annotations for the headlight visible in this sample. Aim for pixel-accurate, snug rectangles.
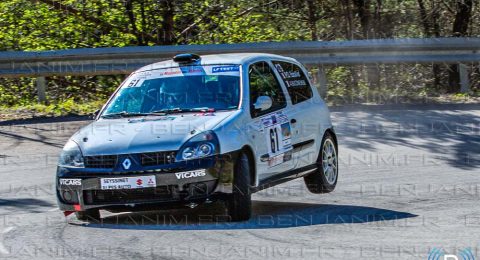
[58,140,84,168]
[177,131,219,161]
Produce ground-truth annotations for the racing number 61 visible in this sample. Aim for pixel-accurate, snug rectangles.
[269,127,280,154]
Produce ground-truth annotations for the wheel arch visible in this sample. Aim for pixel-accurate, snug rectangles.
[240,145,257,187]
[324,128,338,150]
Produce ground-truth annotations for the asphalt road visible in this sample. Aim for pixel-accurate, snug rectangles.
[0,104,479,260]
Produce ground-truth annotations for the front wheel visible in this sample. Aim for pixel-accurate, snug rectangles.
[225,152,252,222]
[304,132,338,193]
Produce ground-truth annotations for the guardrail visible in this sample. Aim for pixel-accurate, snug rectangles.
[1,37,479,77]
[0,37,479,102]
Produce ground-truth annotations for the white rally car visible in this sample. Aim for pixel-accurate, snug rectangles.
[56,53,338,221]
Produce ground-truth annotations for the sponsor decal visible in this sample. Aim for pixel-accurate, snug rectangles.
[162,70,181,76]
[260,111,293,167]
[163,70,180,75]
[285,79,307,87]
[282,70,301,79]
[274,63,284,75]
[212,65,239,73]
[100,176,156,190]
[175,169,206,179]
[180,66,204,74]
[273,61,308,88]
[59,179,82,186]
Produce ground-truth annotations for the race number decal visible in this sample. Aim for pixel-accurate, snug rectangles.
[261,111,292,167]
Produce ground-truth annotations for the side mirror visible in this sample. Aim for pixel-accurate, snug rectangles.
[253,96,273,111]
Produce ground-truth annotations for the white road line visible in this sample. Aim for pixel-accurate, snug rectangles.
[0,227,14,255]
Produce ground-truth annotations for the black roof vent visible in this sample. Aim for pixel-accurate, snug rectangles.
[173,53,201,64]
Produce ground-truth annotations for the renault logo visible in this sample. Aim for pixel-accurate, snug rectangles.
[122,158,132,170]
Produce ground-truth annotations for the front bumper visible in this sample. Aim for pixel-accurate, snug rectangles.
[56,152,237,212]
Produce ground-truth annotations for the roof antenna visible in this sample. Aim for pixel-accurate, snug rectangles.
[173,53,201,64]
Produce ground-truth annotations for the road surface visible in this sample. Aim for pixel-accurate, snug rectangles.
[0,104,479,259]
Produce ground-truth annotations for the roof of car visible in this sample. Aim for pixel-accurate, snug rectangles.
[135,53,298,73]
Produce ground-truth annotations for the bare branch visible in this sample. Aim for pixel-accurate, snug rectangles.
[440,0,456,14]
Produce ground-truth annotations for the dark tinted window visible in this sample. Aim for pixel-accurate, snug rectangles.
[248,61,287,118]
[272,61,313,104]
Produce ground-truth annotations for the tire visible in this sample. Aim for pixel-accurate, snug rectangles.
[226,152,252,221]
[75,209,101,221]
[304,132,338,194]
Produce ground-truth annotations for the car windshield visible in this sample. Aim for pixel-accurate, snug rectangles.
[102,65,241,116]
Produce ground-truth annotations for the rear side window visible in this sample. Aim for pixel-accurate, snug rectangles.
[248,61,287,118]
[272,61,313,104]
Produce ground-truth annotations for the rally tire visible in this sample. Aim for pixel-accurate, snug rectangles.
[226,152,252,222]
[75,209,101,221]
[304,132,338,194]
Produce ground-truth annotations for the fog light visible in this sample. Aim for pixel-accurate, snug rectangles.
[62,190,73,202]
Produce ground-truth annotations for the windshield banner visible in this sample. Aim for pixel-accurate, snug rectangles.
[124,65,240,86]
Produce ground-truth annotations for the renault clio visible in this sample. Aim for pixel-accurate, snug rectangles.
[56,53,338,222]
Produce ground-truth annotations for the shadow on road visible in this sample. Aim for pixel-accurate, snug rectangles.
[0,115,90,126]
[0,130,64,148]
[0,198,55,213]
[334,105,480,170]
[78,200,417,230]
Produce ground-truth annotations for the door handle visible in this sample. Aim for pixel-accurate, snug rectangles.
[290,118,297,124]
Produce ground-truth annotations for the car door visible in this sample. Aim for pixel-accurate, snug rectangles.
[271,60,318,169]
[247,61,295,181]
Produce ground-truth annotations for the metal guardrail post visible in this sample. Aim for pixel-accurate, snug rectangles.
[459,64,470,93]
[36,76,47,104]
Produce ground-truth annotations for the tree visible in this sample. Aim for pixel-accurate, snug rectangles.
[448,0,473,93]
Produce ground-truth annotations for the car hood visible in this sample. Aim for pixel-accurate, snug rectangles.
[71,111,235,156]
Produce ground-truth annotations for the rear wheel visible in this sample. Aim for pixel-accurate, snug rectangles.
[304,132,338,193]
[226,152,252,221]
[75,209,100,221]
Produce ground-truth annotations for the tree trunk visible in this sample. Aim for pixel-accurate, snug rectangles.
[342,0,359,99]
[342,0,354,40]
[353,0,371,39]
[448,0,473,93]
[306,0,318,41]
[160,0,175,45]
[431,0,442,89]
[417,0,442,90]
[354,0,380,90]
[373,0,382,38]
[417,0,430,36]
[125,0,145,45]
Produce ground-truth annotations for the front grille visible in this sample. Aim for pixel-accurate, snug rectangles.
[84,155,118,168]
[83,151,177,169]
[83,186,176,205]
[140,151,176,166]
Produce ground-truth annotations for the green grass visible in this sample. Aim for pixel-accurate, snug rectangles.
[0,98,105,120]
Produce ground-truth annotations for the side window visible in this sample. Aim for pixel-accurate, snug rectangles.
[272,61,313,104]
[249,61,287,118]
